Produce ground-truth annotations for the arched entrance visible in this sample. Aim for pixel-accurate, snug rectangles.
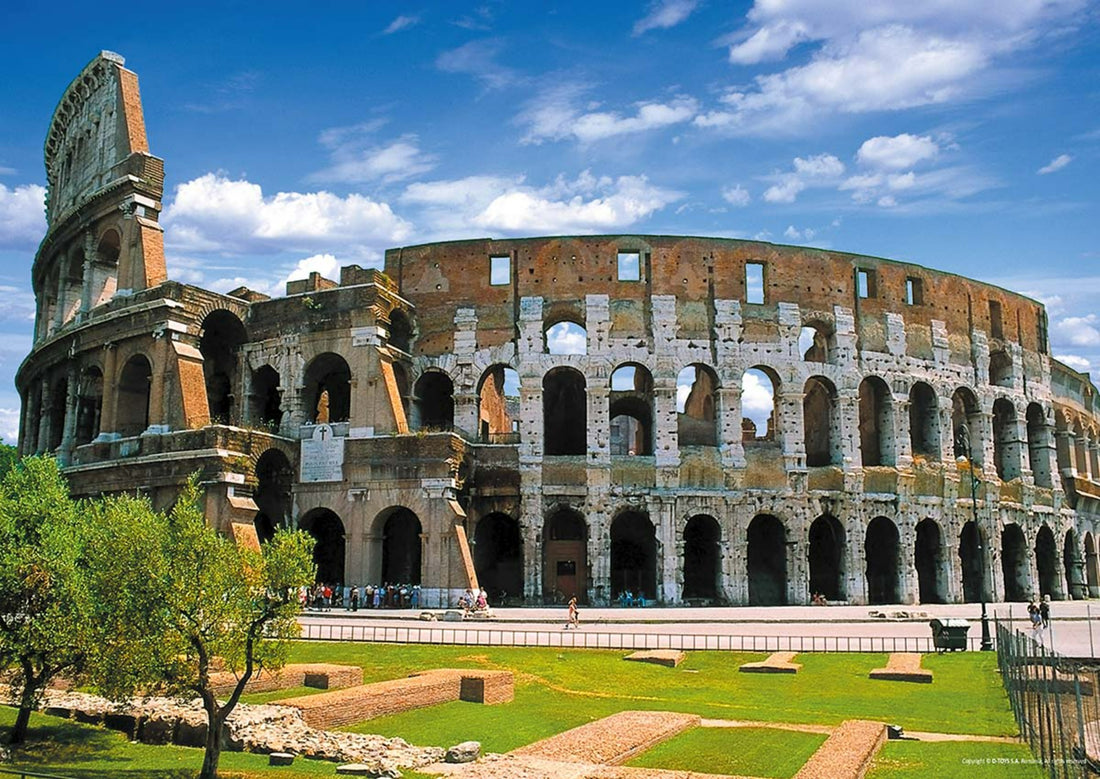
[611,511,657,601]
[959,521,984,603]
[1086,532,1100,598]
[747,515,786,605]
[473,513,523,603]
[304,353,351,423]
[1036,525,1059,600]
[808,514,845,601]
[543,368,587,455]
[380,508,422,585]
[200,310,247,424]
[1001,524,1029,601]
[915,519,946,603]
[682,515,720,601]
[117,354,152,437]
[543,508,587,603]
[866,517,900,604]
[254,449,293,543]
[299,508,345,584]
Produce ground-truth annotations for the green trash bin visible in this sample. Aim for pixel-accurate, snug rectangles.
[929,618,970,652]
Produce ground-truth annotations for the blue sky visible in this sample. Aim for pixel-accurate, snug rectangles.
[0,1,1098,444]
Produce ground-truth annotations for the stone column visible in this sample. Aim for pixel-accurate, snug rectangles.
[80,232,97,317]
[893,395,913,469]
[147,332,172,431]
[57,364,79,466]
[53,255,69,332]
[657,499,678,603]
[653,374,680,470]
[587,385,610,467]
[98,344,119,436]
[836,386,860,471]
[778,387,807,472]
[899,520,919,604]
[846,516,867,605]
[36,379,51,454]
[718,382,746,467]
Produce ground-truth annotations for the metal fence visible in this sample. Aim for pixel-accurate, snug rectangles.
[298,621,983,652]
[996,618,1099,778]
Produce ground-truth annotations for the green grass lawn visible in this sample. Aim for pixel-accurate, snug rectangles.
[867,739,1045,778]
[626,726,827,778]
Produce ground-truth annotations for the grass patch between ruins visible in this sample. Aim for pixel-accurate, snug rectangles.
[625,725,827,777]
[867,739,1044,778]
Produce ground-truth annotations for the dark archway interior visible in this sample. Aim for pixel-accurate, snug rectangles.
[609,396,652,455]
[388,310,412,353]
[909,383,939,459]
[304,353,351,423]
[382,508,422,585]
[992,398,1016,480]
[865,517,900,604]
[474,513,523,603]
[804,378,835,467]
[200,311,247,423]
[75,368,103,445]
[543,509,587,603]
[254,449,293,543]
[1036,526,1058,600]
[915,519,945,604]
[952,389,982,464]
[809,514,845,601]
[959,521,984,603]
[747,515,786,605]
[1065,530,1080,600]
[1001,524,1029,601]
[611,512,657,600]
[1027,403,1053,488]
[250,365,282,427]
[859,378,889,467]
[682,515,720,600]
[301,508,345,584]
[415,372,455,430]
[543,368,587,455]
[117,355,152,437]
[48,378,67,451]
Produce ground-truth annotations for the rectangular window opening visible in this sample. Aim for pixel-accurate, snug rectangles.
[906,277,923,306]
[490,255,511,286]
[989,300,1004,339]
[617,251,641,281]
[857,268,876,299]
[746,262,765,304]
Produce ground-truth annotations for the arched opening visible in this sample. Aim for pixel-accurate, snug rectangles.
[200,310,247,424]
[1001,524,1029,602]
[989,350,1012,387]
[90,229,120,309]
[379,507,422,585]
[747,514,786,605]
[545,320,587,355]
[959,521,984,603]
[952,388,983,465]
[304,353,351,423]
[388,310,412,353]
[249,365,282,428]
[682,515,720,600]
[858,376,893,467]
[909,382,940,460]
[1064,529,1082,600]
[741,367,778,442]
[677,365,718,447]
[915,519,946,604]
[542,508,587,603]
[414,371,455,431]
[1027,403,1053,488]
[804,376,838,467]
[543,367,587,455]
[60,245,85,325]
[74,367,103,445]
[992,398,1019,481]
[1085,532,1099,598]
[808,514,846,601]
[47,377,68,451]
[299,508,345,584]
[799,322,833,363]
[254,449,293,544]
[1074,419,1092,479]
[477,365,519,443]
[1036,525,1059,600]
[866,517,900,604]
[473,513,523,603]
[609,364,653,456]
[1055,411,1073,475]
[610,511,657,601]
[117,354,152,437]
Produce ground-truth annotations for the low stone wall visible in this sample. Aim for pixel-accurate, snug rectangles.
[512,710,699,765]
[281,669,514,729]
[208,663,363,696]
[794,719,886,779]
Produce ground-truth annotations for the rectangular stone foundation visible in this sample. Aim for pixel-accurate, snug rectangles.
[208,663,363,697]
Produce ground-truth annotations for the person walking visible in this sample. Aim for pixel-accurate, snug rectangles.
[565,596,580,630]
[1028,600,1041,632]
[1040,595,1051,629]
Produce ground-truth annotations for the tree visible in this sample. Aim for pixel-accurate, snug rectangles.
[88,478,314,779]
[0,457,92,745]
[0,444,18,477]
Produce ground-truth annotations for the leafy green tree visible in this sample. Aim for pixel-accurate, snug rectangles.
[0,444,18,477]
[87,478,314,779]
[0,457,92,745]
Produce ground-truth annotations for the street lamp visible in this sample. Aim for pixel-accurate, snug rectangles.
[957,420,994,651]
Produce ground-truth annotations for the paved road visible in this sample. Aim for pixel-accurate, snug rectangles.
[299,601,1100,658]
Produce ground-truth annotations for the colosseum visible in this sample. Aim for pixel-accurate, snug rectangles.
[16,52,1100,608]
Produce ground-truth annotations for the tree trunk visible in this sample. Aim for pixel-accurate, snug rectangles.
[199,710,224,779]
[9,678,38,745]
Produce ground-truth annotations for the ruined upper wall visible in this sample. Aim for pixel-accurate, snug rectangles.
[383,235,1049,358]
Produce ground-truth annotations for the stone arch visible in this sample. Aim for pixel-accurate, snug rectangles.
[682,514,721,601]
[808,514,846,601]
[609,364,653,456]
[545,319,587,355]
[543,507,587,603]
[610,510,657,601]
[804,376,839,467]
[117,353,152,437]
[75,365,103,445]
[747,514,786,605]
[989,350,1013,387]
[249,365,282,428]
[253,449,293,544]
[858,376,893,467]
[1035,524,1059,600]
[1027,403,1053,488]
[299,507,346,585]
[952,387,984,465]
[865,516,900,604]
[543,367,586,455]
[799,320,834,363]
[992,398,1019,480]
[915,518,947,604]
[1001,523,1029,601]
[388,309,412,353]
[374,507,422,585]
[1055,409,1073,475]
[304,352,351,423]
[677,364,718,447]
[742,367,778,442]
[1085,532,1099,598]
[89,228,120,309]
[959,521,984,603]
[909,382,940,461]
[473,513,523,603]
[477,364,519,442]
[1064,528,1082,600]
[200,310,247,424]
[414,370,455,431]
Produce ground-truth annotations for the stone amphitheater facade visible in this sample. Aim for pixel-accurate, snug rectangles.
[17,52,1100,608]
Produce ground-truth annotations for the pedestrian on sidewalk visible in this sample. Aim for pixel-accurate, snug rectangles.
[565,596,580,630]
[1040,595,1051,629]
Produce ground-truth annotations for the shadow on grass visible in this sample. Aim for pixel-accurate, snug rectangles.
[2,721,191,779]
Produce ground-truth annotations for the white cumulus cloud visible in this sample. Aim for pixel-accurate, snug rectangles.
[1052,315,1100,348]
[0,184,46,251]
[722,185,751,206]
[764,154,844,204]
[519,85,698,145]
[1056,354,1091,372]
[857,134,939,170]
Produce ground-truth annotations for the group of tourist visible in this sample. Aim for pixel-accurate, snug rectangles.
[458,588,490,614]
[299,582,421,611]
[617,590,647,607]
[1028,595,1052,632]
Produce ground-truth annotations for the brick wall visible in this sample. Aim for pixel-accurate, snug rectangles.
[208,663,363,697]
